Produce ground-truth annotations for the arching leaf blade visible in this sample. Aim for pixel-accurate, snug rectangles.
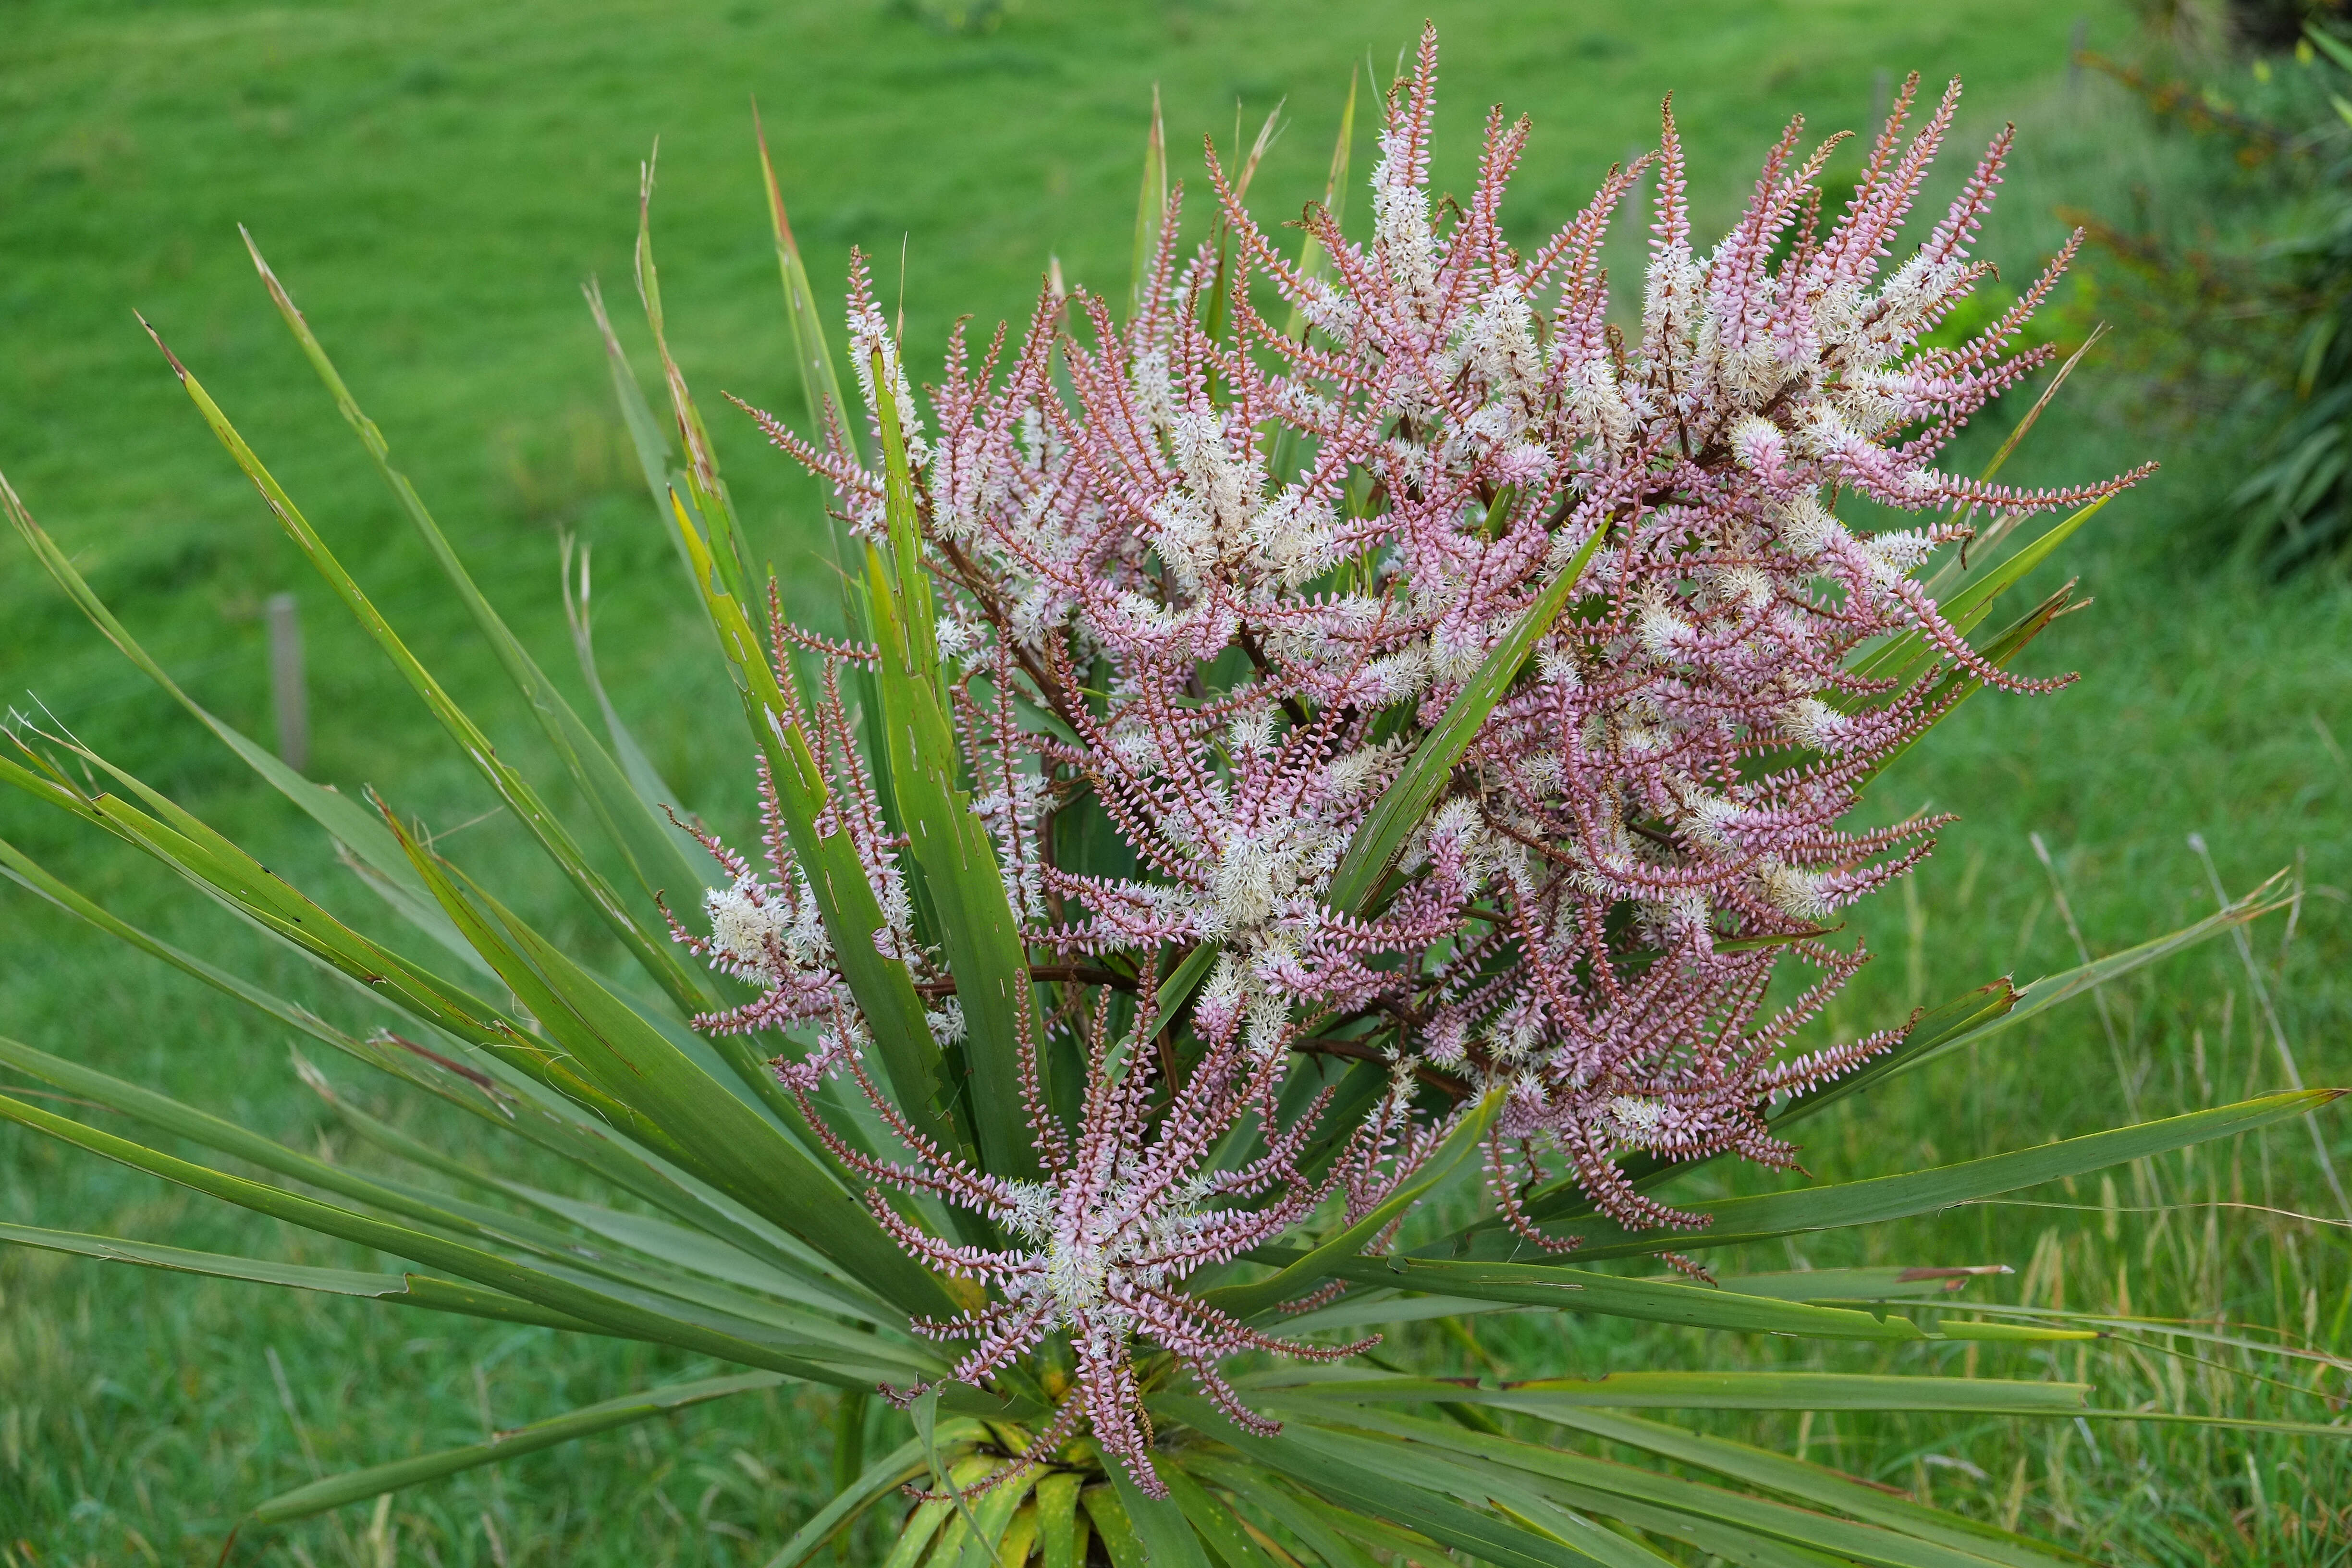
[1104,1464,1215,1568]
[0,474,495,977]
[0,824,869,1304]
[0,746,657,1150]
[1246,1370,2090,1417]
[634,160,757,607]
[383,815,958,1318]
[1456,1090,2345,1260]
[1033,1472,1087,1568]
[1079,1483,1146,1568]
[665,489,965,1163]
[1290,1254,1932,1341]
[1176,1459,1389,1568]
[1485,1406,2085,1568]
[485,1183,888,1326]
[1209,1091,1497,1321]
[1272,1420,1684,1568]
[0,1030,914,1372]
[1460,890,2297,1244]
[1281,1408,2014,1568]
[0,1222,601,1334]
[587,274,704,586]
[558,544,729,888]
[754,101,860,469]
[1847,493,2117,692]
[1154,1394,1606,1568]
[0,1090,921,1393]
[136,318,707,1015]
[1329,527,1604,918]
[1159,1467,1285,1568]
[762,1431,958,1568]
[0,830,470,1080]
[243,233,720,926]
[1853,581,2078,787]
[298,1078,918,1350]
[246,1373,784,1527]
[862,422,1035,1173]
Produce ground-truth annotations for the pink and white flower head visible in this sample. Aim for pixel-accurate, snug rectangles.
[705,27,2144,1493]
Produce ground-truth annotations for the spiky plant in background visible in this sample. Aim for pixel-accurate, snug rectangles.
[0,24,2340,1565]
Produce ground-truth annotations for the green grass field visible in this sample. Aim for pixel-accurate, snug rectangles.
[3,0,2347,1563]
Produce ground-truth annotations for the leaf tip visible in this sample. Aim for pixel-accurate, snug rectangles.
[135,312,191,383]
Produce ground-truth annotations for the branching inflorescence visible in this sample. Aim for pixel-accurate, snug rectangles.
[688,29,2145,1494]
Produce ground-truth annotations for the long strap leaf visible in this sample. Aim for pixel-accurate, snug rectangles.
[0,1031,918,1369]
[0,1090,930,1393]
[1300,1254,1935,1341]
[1756,880,2288,1145]
[587,274,705,586]
[1449,887,2291,1246]
[1480,1405,2086,1568]
[745,128,920,984]
[386,812,958,1317]
[0,745,655,1150]
[1033,1472,1087,1568]
[558,539,730,887]
[1178,1459,1390,1568]
[1209,1091,1497,1320]
[1160,1467,1285,1568]
[866,366,1039,1175]
[242,233,722,930]
[1301,1409,1999,1568]
[1846,493,2117,692]
[761,1430,962,1568]
[1850,581,2077,787]
[667,488,965,1161]
[1328,526,1605,917]
[246,1372,784,1527]
[0,472,494,978]
[136,318,707,1016]
[754,104,861,466]
[1270,1418,1765,1568]
[502,1182,883,1324]
[0,828,864,1303]
[1442,1089,2341,1262]
[635,157,758,608]
[303,1082,921,1358]
[0,1222,602,1335]
[1078,1482,1147,1568]
[1106,1462,1215,1568]
[0,828,474,1090]
[1154,1394,1602,1568]
[0,1032,640,1277]
[1246,1370,2090,1415]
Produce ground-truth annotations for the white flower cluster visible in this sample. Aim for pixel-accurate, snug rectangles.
[998,1170,1219,1331]
[702,873,828,972]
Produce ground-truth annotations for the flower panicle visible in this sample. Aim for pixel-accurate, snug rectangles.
[682,26,2138,1495]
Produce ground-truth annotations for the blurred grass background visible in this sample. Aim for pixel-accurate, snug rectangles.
[1,0,2347,1563]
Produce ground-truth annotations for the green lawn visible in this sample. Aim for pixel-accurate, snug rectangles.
[3,0,2347,1563]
